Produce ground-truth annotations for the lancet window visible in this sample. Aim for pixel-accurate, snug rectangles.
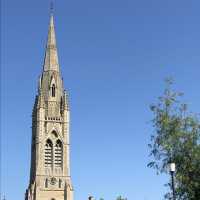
[59,179,62,188]
[54,140,63,167]
[51,84,56,97]
[45,178,48,188]
[44,139,53,167]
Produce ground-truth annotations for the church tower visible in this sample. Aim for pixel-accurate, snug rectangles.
[25,13,74,200]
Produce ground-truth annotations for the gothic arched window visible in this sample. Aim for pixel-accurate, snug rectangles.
[52,84,56,97]
[54,140,63,167]
[44,139,53,167]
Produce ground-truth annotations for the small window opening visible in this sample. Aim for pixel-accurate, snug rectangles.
[59,179,62,188]
[45,179,48,188]
[51,130,58,138]
[52,84,56,97]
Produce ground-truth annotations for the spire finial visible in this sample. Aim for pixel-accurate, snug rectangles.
[50,0,54,15]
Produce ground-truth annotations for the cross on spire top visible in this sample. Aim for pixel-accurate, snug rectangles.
[50,0,54,15]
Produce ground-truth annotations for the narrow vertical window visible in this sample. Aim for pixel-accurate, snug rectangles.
[45,178,48,188]
[52,84,56,97]
[45,139,53,167]
[54,140,63,168]
[59,179,62,188]
[60,97,63,114]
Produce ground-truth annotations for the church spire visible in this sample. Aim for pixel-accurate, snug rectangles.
[25,6,74,200]
[43,13,60,72]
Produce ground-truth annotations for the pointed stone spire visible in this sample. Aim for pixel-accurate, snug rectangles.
[43,14,60,72]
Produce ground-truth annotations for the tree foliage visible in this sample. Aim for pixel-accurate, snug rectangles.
[148,79,200,199]
[116,196,127,200]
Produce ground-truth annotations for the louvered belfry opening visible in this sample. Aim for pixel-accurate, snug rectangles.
[55,140,62,167]
[45,139,53,167]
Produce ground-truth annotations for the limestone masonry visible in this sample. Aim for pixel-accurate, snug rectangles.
[25,14,74,200]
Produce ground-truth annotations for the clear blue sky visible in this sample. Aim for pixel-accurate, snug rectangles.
[1,0,200,200]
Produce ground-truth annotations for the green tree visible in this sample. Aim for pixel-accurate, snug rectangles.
[116,196,127,200]
[148,79,200,200]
